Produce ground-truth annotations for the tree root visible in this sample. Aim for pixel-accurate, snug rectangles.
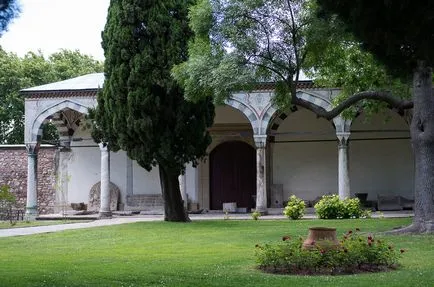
[385,221,434,234]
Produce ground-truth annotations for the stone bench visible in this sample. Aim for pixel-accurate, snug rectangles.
[377,195,414,211]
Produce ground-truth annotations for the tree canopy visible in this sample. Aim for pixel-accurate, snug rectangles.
[95,0,215,222]
[172,0,410,117]
[316,0,434,233]
[0,48,103,144]
[316,0,434,78]
[0,0,20,36]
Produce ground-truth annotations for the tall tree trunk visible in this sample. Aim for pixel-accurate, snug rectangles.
[159,165,190,222]
[393,61,434,233]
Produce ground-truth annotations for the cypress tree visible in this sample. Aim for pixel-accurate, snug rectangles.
[95,0,214,222]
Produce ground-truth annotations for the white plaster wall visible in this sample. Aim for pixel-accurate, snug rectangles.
[350,111,413,200]
[273,142,337,201]
[132,161,161,195]
[350,139,413,200]
[66,127,162,206]
[272,109,414,202]
[185,163,198,202]
[272,108,337,201]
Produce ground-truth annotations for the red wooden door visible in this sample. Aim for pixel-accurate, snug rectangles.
[210,141,256,210]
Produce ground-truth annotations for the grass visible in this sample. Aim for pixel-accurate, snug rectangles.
[0,220,92,229]
[0,218,432,287]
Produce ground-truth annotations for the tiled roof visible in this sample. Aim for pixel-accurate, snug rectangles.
[21,72,317,99]
[21,73,104,98]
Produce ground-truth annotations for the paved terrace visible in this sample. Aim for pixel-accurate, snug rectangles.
[0,210,413,238]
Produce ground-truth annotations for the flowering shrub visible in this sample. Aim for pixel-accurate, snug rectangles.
[314,194,368,219]
[255,229,402,275]
[283,195,305,220]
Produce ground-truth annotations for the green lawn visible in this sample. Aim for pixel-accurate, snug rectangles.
[0,218,432,287]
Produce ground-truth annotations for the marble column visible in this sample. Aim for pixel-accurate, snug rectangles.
[254,135,267,214]
[56,148,73,215]
[25,143,40,220]
[179,173,188,209]
[126,156,133,197]
[99,143,111,218]
[337,133,350,200]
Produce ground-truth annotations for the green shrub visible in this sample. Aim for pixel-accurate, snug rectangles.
[255,229,402,275]
[251,211,261,220]
[0,185,17,225]
[0,185,16,208]
[283,195,305,220]
[314,194,366,219]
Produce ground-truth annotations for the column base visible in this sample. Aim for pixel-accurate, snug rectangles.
[255,208,268,215]
[98,211,112,219]
[25,207,38,221]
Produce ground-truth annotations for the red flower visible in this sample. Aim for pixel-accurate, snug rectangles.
[282,235,291,241]
[367,235,373,241]
[320,250,326,254]
[311,240,316,245]
[400,249,405,253]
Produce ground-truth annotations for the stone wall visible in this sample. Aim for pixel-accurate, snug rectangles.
[0,145,57,214]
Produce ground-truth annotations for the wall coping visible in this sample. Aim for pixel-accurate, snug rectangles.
[0,144,56,149]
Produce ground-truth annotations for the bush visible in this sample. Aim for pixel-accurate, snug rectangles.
[251,211,261,220]
[0,185,17,225]
[314,194,366,219]
[283,195,305,220]
[255,229,402,275]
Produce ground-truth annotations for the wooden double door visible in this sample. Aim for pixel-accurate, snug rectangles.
[210,141,256,210]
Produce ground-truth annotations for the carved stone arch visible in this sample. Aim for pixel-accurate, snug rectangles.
[296,91,333,111]
[29,100,91,143]
[224,97,258,133]
[265,90,334,135]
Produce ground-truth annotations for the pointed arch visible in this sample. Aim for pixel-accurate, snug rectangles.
[266,90,334,135]
[28,100,92,143]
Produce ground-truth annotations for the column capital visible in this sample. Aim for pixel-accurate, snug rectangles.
[337,132,350,148]
[254,135,267,149]
[25,142,40,155]
[98,142,109,151]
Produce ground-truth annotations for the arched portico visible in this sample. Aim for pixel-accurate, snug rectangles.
[21,73,112,219]
[225,87,355,211]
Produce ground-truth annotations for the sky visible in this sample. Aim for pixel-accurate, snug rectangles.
[0,0,110,60]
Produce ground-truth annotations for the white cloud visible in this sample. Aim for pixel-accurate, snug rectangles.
[0,0,109,60]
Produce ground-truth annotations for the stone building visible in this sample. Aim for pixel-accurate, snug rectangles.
[19,73,413,217]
